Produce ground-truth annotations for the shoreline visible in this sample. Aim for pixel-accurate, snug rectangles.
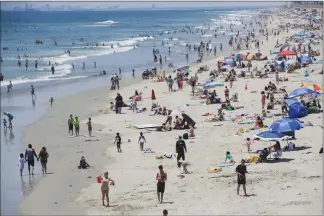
[16,5,324,215]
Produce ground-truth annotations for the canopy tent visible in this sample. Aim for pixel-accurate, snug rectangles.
[284,98,299,106]
[288,88,320,98]
[278,50,297,56]
[300,55,313,64]
[255,131,291,141]
[288,102,308,118]
[181,113,196,128]
[269,118,304,133]
[225,59,235,66]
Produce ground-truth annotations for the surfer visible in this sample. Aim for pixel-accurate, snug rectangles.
[35,60,38,69]
[31,85,36,100]
[94,61,96,68]
[51,65,55,74]
[83,62,85,69]
[49,97,54,108]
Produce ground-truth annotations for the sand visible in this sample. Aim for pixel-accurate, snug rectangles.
[19,7,322,215]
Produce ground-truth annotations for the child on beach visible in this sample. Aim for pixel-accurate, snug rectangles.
[18,153,25,176]
[87,118,92,137]
[167,76,173,92]
[49,97,54,108]
[114,132,122,153]
[225,151,235,163]
[110,102,114,110]
[74,116,80,136]
[138,132,146,151]
[246,138,252,152]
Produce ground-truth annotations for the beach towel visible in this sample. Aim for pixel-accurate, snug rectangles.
[249,156,259,164]
[237,119,255,124]
[207,168,222,173]
[144,148,155,153]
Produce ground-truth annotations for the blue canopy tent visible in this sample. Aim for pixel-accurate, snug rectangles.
[288,102,308,118]
[255,131,291,141]
[300,55,313,64]
[288,88,320,98]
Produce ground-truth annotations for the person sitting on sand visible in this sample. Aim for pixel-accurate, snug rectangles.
[259,148,269,162]
[174,116,184,129]
[162,107,167,116]
[284,141,295,151]
[254,116,264,129]
[272,141,281,152]
[187,124,195,137]
[78,156,90,169]
[110,102,114,110]
[225,151,235,163]
[100,171,115,207]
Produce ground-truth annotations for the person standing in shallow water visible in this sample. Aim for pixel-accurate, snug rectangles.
[156,165,167,203]
[235,159,248,196]
[38,147,49,175]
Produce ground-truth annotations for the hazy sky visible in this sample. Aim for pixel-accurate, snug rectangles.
[1,1,284,10]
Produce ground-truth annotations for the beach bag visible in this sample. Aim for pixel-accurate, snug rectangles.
[183,133,189,140]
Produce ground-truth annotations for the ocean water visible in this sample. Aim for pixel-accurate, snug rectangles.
[0,8,262,91]
[0,7,266,215]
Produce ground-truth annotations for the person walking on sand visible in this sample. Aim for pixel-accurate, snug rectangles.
[235,159,248,196]
[156,165,167,203]
[114,132,122,153]
[261,91,266,110]
[87,118,92,137]
[38,147,49,175]
[100,171,115,207]
[74,116,80,136]
[68,114,74,136]
[18,153,25,176]
[25,144,38,175]
[224,86,230,101]
[138,132,146,151]
[49,97,54,108]
[176,136,187,164]
[31,85,36,100]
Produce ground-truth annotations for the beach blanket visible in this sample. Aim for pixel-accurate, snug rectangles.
[144,148,155,153]
[207,168,222,173]
[127,124,161,129]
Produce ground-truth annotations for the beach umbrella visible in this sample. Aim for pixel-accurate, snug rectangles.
[303,83,323,91]
[278,50,297,56]
[255,131,291,141]
[269,118,304,133]
[288,88,320,98]
[170,109,183,117]
[151,89,156,100]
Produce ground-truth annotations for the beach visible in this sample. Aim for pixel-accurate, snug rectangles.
[1,5,323,216]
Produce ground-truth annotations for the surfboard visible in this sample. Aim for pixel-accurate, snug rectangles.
[214,163,233,167]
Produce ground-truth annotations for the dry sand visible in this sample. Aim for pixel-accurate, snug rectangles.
[19,7,323,215]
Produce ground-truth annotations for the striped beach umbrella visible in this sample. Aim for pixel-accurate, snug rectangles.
[303,83,323,91]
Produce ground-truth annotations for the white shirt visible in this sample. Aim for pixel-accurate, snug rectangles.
[18,157,25,169]
[288,142,295,151]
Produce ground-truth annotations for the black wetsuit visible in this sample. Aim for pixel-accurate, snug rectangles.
[176,139,187,161]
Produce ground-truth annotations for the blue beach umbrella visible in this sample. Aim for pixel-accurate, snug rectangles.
[269,118,304,133]
[288,88,320,98]
[255,131,290,141]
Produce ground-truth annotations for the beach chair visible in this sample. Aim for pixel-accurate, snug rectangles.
[272,149,283,160]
